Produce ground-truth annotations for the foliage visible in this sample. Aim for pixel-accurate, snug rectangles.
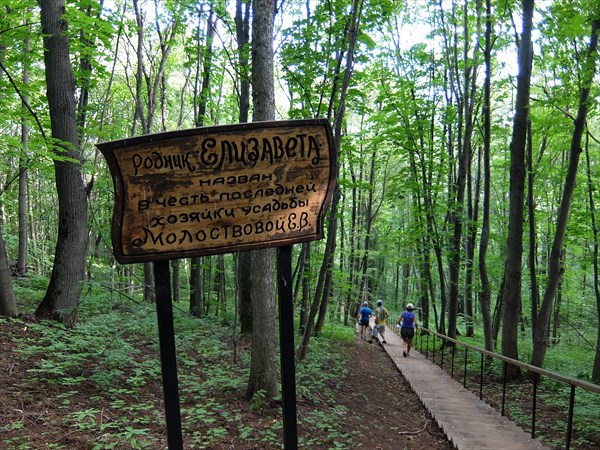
[1,290,361,448]
[0,0,599,445]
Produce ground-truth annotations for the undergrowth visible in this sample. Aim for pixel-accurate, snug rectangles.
[2,290,356,449]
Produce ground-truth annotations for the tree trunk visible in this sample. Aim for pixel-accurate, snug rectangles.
[298,188,339,362]
[299,243,310,334]
[245,0,277,402]
[465,142,481,338]
[297,0,363,361]
[143,262,155,303]
[527,125,545,343]
[501,0,534,378]
[244,248,277,401]
[344,164,359,326]
[448,0,480,341]
[35,0,89,327]
[530,18,599,369]
[0,234,18,317]
[171,260,181,303]
[18,33,30,277]
[478,0,493,352]
[216,255,226,315]
[586,133,600,383]
[235,0,252,335]
[0,14,20,317]
[189,258,202,317]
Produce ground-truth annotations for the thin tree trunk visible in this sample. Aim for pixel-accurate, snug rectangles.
[18,32,30,277]
[478,0,493,352]
[531,18,599,369]
[527,125,545,343]
[501,0,534,378]
[297,0,363,362]
[235,0,252,335]
[171,260,181,303]
[465,142,481,337]
[0,234,18,317]
[586,132,600,383]
[299,243,310,333]
[190,258,202,316]
[245,0,277,402]
[448,0,479,341]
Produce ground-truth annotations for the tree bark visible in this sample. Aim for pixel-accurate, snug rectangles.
[447,0,479,342]
[527,125,545,345]
[530,18,599,369]
[35,0,89,327]
[245,0,277,402]
[0,10,20,317]
[190,6,216,310]
[18,33,30,277]
[297,0,363,361]
[586,132,600,383]
[478,0,493,352]
[0,235,18,317]
[500,0,534,378]
[235,0,252,335]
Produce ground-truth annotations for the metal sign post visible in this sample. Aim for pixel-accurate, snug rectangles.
[153,260,183,449]
[277,245,298,449]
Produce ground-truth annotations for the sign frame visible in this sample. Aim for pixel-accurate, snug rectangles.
[98,118,336,264]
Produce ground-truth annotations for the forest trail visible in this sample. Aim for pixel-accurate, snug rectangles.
[372,322,549,450]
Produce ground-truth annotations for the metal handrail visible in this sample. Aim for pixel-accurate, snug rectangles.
[389,318,600,450]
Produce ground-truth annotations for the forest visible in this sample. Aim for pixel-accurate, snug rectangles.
[0,0,599,448]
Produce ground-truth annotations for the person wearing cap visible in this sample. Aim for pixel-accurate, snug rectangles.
[398,303,419,357]
[372,299,389,344]
[357,301,373,342]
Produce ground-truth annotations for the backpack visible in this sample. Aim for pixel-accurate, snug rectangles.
[376,307,388,324]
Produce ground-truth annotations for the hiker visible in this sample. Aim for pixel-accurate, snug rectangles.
[398,303,419,357]
[372,299,389,344]
[357,301,373,342]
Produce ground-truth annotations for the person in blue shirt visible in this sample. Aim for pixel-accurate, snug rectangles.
[398,303,419,357]
[357,301,373,342]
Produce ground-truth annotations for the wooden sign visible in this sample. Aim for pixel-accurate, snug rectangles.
[98,119,336,264]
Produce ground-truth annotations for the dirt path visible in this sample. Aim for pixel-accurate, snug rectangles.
[335,337,453,450]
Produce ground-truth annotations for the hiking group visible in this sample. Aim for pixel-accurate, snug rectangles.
[357,300,419,357]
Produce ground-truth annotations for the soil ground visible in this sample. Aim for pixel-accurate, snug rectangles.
[0,318,452,449]
[334,338,453,450]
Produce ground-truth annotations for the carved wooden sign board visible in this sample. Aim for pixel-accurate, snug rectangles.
[98,119,336,264]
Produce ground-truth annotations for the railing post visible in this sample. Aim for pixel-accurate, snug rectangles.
[565,385,576,450]
[451,345,456,379]
[531,373,538,439]
[479,353,484,400]
[463,347,468,388]
[501,361,508,416]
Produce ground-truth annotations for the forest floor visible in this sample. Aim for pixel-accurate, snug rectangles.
[0,315,452,450]
[325,336,453,449]
[3,303,598,450]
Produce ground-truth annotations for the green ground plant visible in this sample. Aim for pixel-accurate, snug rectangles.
[3,289,359,449]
